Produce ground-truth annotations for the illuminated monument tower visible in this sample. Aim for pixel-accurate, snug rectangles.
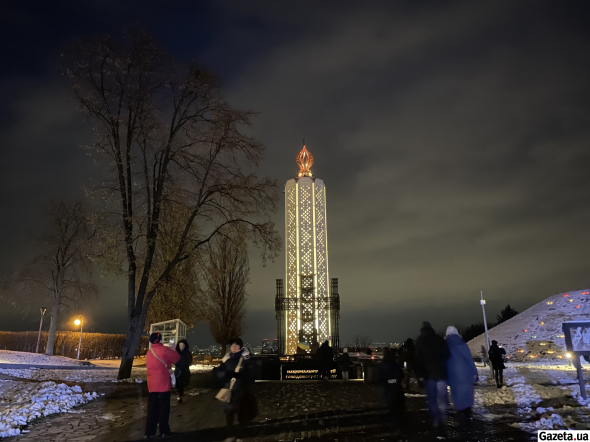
[275,144,340,355]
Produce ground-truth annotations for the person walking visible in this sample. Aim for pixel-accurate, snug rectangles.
[216,337,258,441]
[339,350,352,380]
[415,321,450,429]
[488,340,506,388]
[145,332,180,439]
[175,339,193,404]
[445,326,478,420]
[318,341,333,380]
[379,348,406,432]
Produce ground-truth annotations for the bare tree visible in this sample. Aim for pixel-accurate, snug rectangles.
[60,28,280,378]
[0,200,99,355]
[203,233,248,356]
[348,335,373,349]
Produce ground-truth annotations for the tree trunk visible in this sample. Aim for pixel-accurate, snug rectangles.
[117,313,147,379]
[45,285,61,356]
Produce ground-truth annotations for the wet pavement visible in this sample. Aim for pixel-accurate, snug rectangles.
[7,374,535,441]
[154,381,534,442]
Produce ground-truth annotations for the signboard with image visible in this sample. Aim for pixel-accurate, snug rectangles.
[563,321,590,354]
[562,321,590,399]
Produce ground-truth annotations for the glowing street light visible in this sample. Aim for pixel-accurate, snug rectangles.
[74,315,84,360]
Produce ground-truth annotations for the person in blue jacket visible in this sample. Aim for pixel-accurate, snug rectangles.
[445,326,478,419]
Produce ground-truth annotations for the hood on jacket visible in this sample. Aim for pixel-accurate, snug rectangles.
[176,339,190,354]
[445,326,459,337]
[420,322,435,337]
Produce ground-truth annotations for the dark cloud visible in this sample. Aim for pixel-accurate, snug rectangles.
[2,1,590,347]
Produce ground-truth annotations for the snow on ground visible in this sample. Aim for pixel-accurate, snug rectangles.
[89,356,147,368]
[0,350,86,367]
[467,288,590,361]
[0,352,212,383]
[0,364,212,383]
[0,365,213,383]
[473,361,590,433]
[0,380,99,438]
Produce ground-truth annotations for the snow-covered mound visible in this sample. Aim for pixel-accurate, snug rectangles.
[468,288,590,361]
[0,380,98,438]
[0,350,87,367]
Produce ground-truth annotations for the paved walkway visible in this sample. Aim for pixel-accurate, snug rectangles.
[7,374,533,442]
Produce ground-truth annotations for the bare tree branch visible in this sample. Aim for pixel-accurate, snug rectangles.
[0,200,99,355]
[60,28,280,379]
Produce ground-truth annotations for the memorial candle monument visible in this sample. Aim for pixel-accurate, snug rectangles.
[275,144,340,356]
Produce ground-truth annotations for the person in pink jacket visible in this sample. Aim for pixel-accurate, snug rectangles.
[145,332,180,439]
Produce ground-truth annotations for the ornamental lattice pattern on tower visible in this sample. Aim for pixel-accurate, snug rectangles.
[315,184,329,343]
[278,145,339,355]
[286,184,299,355]
[298,182,315,345]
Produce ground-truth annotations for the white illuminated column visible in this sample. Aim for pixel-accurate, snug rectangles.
[284,145,332,355]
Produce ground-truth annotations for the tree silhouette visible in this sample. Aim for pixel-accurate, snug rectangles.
[60,28,280,378]
[496,304,519,324]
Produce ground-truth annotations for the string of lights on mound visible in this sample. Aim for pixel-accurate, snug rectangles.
[467,289,590,362]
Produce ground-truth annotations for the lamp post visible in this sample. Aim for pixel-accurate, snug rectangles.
[480,291,494,377]
[74,315,83,360]
[35,308,46,354]
[480,291,490,350]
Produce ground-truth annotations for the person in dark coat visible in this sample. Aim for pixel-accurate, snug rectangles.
[318,341,333,380]
[445,326,478,418]
[401,338,417,389]
[415,321,450,428]
[339,350,352,380]
[488,340,506,388]
[310,339,320,356]
[216,337,258,431]
[379,348,406,431]
[174,339,193,403]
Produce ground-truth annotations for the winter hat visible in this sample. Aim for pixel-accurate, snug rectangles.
[229,337,244,349]
[446,326,459,337]
[149,332,162,344]
[491,340,498,345]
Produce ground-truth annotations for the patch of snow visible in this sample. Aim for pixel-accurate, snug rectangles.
[0,350,86,367]
[0,381,97,437]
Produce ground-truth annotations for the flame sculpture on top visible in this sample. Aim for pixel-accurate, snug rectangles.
[296,145,314,177]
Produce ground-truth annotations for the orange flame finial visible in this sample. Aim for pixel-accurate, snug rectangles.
[296,144,314,177]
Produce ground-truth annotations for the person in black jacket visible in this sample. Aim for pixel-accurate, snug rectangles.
[339,351,352,380]
[488,340,506,388]
[216,337,258,431]
[379,348,406,431]
[415,321,450,428]
[401,338,417,389]
[175,339,193,403]
[318,341,333,380]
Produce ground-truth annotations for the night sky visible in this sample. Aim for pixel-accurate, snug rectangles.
[2,1,590,348]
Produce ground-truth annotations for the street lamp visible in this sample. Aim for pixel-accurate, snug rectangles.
[74,315,83,360]
[35,308,46,354]
[480,291,490,350]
